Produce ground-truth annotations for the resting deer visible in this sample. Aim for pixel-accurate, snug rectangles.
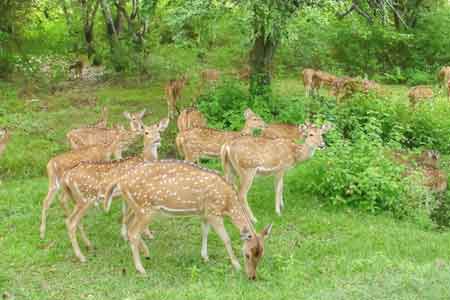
[69,60,84,79]
[102,160,272,279]
[408,86,433,108]
[176,109,267,162]
[221,123,333,222]
[165,76,188,119]
[177,108,207,132]
[40,141,124,239]
[438,66,450,88]
[67,109,146,158]
[0,128,10,158]
[61,118,169,262]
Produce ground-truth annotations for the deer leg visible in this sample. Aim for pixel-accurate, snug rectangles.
[40,173,59,239]
[201,221,210,262]
[66,201,92,263]
[274,172,285,216]
[121,201,129,240]
[238,170,257,223]
[208,216,241,271]
[114,149,123,160]
[127,212,151,274]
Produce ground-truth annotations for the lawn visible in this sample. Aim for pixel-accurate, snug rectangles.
[1,78,450,300]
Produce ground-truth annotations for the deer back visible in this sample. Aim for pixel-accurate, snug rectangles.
[177,108,207,132]
[262,124,304,141]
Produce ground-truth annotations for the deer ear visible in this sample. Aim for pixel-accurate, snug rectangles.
[261,223,272,239]
[240,227,252,241]
[123,111,131,120]
[159,118,170,131]
[139,109,146,118]
[243,108,254,119]
[321,123,334,133]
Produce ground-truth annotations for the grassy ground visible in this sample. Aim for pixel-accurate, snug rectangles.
[1,77,450,300]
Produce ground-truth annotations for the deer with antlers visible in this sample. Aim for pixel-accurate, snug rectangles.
[67,109,146,158]
[102,160,272,279]
[221,123,333,222]
[176,109,267,162]
[177,108,207,132]
[165,75,187,119]
[61,118,169,262]
[0,128,10,158]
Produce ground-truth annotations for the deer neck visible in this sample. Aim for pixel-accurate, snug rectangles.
[143,141,159,161]
[227,198,256,236]
[294,140,318,162]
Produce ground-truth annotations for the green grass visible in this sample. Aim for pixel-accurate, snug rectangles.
[1,78,450,299]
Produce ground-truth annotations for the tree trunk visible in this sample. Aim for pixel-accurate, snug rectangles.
[83,0,100,59]
[249,33,277,97]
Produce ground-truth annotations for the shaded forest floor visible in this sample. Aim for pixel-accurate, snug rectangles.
[1,77,450,300]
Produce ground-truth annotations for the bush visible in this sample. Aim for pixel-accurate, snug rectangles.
[298,119,437,223]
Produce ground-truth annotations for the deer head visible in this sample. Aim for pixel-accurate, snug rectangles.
[143,118,170,160]
[124,109,147,132]
[299,123,333,151]
[243,108,267,135]
[241,224,272,280]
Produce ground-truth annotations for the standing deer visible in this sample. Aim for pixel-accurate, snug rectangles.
[447,79,450,101]
[67,109,146,157]
[165,76,188,119]
[176,109,267,162]
[312,70,337,93]
[69,60,84,80]
[438,66,450,88]
[0,128,10,158]
[177,108,207,132]
[102,160,272,279]
[302,68,317,96]
[408,86,434,108]
[221,123,333,222]
[40,141,124,239]
[61,118,169,262]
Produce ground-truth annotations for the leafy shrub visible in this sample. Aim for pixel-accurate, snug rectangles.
[298,119,437,222]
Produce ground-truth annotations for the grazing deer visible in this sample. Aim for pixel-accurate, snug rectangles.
[0,128,10,158]
[102,160,272,279]
[177,108,207,132]
[165,76,188,119]
[221,123,333,222]
[176,109,267,162]
[40,141,123,239]
[438,66,450,88]
[67,109,146,157]
[313,70,337,93]
[61,119,169,262]
[408,86,434,108]
[69,60,84,79]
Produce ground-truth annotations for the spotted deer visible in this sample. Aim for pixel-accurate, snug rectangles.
[438,66,450,88]
[302,68,317,96]
[312,70,337,93]
[102,160,272,279]
[0,128,10,158]
[40,141,124,239]
[61,118,169,262]
[177,108,207,132]
[221,123,333,222]
[165,76,188,119]
[69,60,84,79]
[67,109,146,158]
[201,69,221,84]
[176,109,267,162]
[408,86,434,108]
